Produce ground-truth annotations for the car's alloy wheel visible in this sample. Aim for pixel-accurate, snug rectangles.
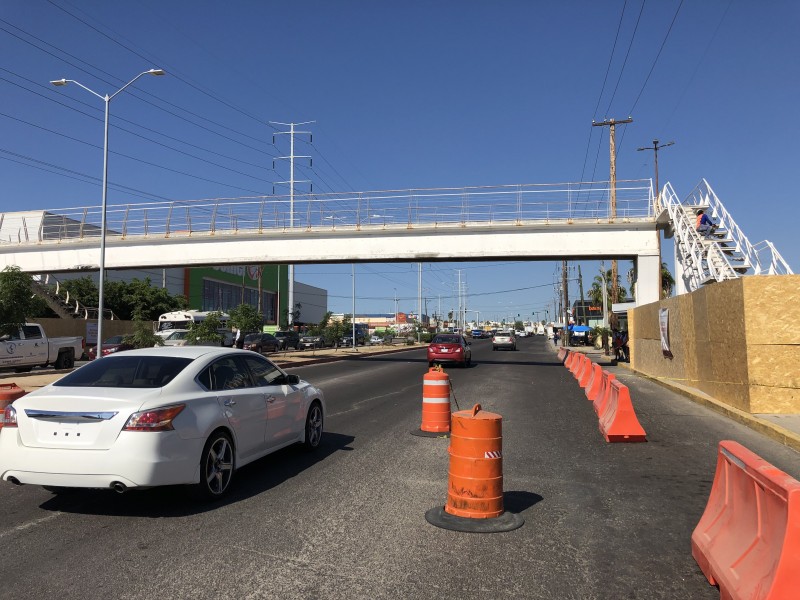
[199,432,234,500]
[303,402,323,451]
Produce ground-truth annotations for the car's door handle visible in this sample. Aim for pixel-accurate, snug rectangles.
[223,398,236,407]
[266,396,276,403]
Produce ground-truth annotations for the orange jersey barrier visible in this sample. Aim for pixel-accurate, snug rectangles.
[557,347,568,362]
[446,404,504,519]
[564,350,577,371]
[578,356,593,388]
[597,378,646,442]
[692,441,800,600]
[593,370,616,416]
[420,367,451,433]
[584,363,603,402]
[0,383,26,429]
[570,353,585,378]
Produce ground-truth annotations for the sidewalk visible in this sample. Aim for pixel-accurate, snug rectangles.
[550,339,800,453]
[0,342,423,393]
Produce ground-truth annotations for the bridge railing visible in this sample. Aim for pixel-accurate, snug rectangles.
[2,180,654,245]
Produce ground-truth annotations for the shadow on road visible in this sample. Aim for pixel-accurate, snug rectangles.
[37,431,355,518]
[504,490,544,513]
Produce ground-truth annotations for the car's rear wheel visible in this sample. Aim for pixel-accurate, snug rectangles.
[303,402,324,451]
[198,431,234,500]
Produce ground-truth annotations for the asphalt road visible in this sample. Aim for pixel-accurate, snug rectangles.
[1,337,798,599]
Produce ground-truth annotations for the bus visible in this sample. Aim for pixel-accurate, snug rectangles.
[156,310,231,334]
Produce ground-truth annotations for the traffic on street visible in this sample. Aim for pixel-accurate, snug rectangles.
[1,336,797,599]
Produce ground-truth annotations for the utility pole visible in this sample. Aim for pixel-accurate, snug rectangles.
[593,117,632,326]
[638,139,674,300]
[578,265,585,324]
[271,121,314,327]
[561,259,569,347]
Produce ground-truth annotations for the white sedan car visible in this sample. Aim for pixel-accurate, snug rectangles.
[0,347,325,500]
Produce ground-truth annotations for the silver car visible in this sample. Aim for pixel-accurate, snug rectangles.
[492,331,516,351]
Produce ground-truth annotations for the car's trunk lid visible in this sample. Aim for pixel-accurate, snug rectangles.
[13,388,161,450]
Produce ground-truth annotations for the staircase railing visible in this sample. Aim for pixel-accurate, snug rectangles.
[661,183,740,291]
[682,179,793,276]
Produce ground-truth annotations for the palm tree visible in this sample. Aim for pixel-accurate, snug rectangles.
[588,269,627,308]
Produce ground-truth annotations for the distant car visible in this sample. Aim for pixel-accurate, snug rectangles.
[244,332,280,354]
[0,347,326,499]
[471,329,484,339]
[88,335,134,360]
[160,329,191,347]
[369,335,382,345]
[492,331,516,351]
[428,334,472,368]
[273,331,300,350]
[299,334,327,349]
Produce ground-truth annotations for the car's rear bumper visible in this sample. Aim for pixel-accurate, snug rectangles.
[428,353,466,363]
[0,429,203,489]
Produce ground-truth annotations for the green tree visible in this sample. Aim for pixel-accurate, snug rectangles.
[280,302,302,329]
[56,276,187,320]
[0,266,36,335]
[514,320,524,331]
[59,276,99,310]
[187,311,225,344]
[308,311,332,336]
[229,303,263,335]
[123,309,165,349]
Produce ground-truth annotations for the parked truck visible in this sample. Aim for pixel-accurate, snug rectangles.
[0,323,83,372]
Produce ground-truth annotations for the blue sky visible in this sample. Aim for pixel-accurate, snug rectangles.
[1,1,797,320]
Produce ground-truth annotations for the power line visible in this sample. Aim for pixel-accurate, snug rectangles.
[604,0,647,117]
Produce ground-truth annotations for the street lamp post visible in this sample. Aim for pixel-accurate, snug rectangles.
[51,69,165,356]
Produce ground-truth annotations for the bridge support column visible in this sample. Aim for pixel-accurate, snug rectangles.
[636,254,661,306]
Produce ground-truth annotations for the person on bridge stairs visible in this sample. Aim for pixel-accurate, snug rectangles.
[695,209,718,239]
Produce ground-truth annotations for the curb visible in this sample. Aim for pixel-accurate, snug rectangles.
[548,340,800,453]
[622,365,800,454]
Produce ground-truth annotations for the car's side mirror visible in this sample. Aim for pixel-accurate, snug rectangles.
[286,374,301,385]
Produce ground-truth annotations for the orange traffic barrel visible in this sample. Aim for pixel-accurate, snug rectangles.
[446,403,504,518]
[0,383,26,429]
[420,367,451,433]
[426,404,524,533]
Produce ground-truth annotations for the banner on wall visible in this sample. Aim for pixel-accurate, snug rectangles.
[659,308,673,358]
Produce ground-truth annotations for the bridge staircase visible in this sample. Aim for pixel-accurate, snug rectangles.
[661,179,793,293]
[30,274,117,320]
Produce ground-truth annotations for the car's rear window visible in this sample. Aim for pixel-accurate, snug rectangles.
[244,334,261,342]
[54,356,193,388]
[433,336,461,344]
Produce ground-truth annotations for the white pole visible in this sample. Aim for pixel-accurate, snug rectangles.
[352,263,357,350]
[417,263,422,342]
[288,123,295,328]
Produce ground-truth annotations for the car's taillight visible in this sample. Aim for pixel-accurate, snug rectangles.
[123,405,185,432]
[2,405,18,428]
[455,347,462,353]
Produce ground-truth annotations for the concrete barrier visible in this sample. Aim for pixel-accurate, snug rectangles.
[692,440,800,599]
[584,363,603,402]
[597,378,646,442]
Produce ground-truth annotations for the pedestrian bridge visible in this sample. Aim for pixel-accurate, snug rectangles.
[0,180,665,304]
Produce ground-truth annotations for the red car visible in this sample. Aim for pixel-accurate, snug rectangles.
[88,335,134,360]
[428,334,472,368]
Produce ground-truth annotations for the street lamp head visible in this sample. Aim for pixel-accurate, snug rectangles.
[50,79,68,86]
[147,69,166,76]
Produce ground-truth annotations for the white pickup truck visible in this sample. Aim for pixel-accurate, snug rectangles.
[0,323,83,372]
